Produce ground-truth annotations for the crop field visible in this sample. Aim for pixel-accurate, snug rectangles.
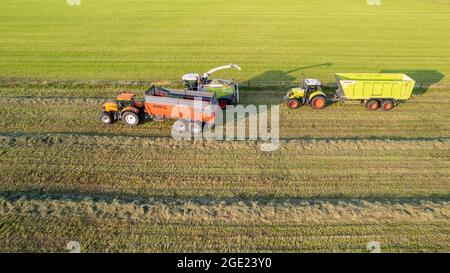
[0,0,450,253]
[1,0,450,83]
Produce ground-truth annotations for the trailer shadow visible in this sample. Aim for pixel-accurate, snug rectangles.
[1,190,449,207]
[380,70,444,95]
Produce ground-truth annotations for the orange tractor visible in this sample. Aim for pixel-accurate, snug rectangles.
[100,93,144,126]
[100,86,218,133]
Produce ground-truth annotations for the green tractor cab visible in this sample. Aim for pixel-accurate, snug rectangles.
[182,64,241,109]
[284,79,327,110]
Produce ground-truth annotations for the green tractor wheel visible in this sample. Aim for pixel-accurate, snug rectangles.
[218,99,229,110]
[287,99,301,109]
[310,96,326,110]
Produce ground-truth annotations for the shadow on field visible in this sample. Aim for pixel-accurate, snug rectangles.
[239,63,333,105]
[246,63,333,84]
[380,70,444,95]
[1,190,449,206]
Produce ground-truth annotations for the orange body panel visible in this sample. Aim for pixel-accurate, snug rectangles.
[121,106,140,114]
[102,102,119,112]
[144,101,215,123]
[143,86,217,123]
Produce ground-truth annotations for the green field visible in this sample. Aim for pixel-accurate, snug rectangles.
[0,0,450,253]
[1,0,450,83]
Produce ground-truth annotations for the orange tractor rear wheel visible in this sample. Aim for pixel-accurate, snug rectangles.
[122,111,139,126]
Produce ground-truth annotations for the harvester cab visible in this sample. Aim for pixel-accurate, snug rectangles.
[284,78,327,110]
[182,64,241,109]
[100,92,144,126]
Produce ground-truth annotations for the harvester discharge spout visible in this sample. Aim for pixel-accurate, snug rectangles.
[203,64,242,79]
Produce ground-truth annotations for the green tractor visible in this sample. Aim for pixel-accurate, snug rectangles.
[182,64,241,109]
[284,79,327,110]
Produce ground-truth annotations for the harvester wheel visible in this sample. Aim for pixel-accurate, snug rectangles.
[122,111,139,126]
[381,100,394,111]
[287,99,300,109]
[310,96,326,110]
[190,121,203,136]
[366,99,379,111]
[99,112,113,125]
[218,99,229,110]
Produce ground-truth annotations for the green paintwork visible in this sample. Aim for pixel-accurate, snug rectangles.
[287,87,305,99]
[206,85,235,100]
[335,73,415,100]
[287,88,325,100]
[308,90,326,100]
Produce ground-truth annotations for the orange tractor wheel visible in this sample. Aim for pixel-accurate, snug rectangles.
[122,111,139,126]
[99,112,113,124]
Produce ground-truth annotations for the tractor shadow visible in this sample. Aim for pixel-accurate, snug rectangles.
[380,70,444,95]
[240,63,333,105]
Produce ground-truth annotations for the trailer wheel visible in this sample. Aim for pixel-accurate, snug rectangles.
[99,112,113,125]
[287,99,300,109]
[122,111,139,126]
[366,99,379,111]
[204,121,214,130]
[190,121,203,136]
[173,119,189,133]
[171,119,189,140]
[381,100,394,111]
[310,96,326,110]
[218,99,229,110]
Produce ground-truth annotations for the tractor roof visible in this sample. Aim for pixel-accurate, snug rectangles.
[117,93,135,101]
[304,79,322,86]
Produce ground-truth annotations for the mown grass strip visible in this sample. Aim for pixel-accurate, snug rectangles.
[1,134,448,199]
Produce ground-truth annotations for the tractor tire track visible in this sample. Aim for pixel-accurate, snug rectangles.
[1,131,450,149]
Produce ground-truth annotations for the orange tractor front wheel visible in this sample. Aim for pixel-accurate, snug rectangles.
[100,112,113,124]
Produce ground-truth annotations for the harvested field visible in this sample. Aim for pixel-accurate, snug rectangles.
[0,83,449,252]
